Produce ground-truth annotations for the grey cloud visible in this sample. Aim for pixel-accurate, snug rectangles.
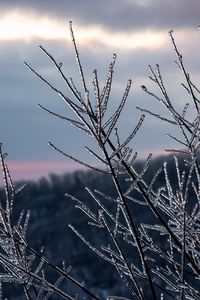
[0,27,198,165]
[1,0,200,32]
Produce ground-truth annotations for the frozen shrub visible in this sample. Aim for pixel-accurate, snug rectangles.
[1,23,200,299]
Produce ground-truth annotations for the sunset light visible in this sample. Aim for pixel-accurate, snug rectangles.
[0,160,86,184]
[0,10,167,50]
[0,10,67,41]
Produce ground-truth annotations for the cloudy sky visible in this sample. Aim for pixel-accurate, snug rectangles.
[0,0,199,184]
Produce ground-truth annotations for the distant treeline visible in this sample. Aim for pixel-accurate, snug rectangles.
[0,154,196,299]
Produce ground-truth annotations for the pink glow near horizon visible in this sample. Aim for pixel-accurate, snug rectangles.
[0,160,86,184]
[0,150,172,186]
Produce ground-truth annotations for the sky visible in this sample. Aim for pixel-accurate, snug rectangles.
[0,0,200,184]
